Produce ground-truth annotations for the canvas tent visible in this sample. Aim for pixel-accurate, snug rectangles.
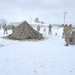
[8,21,43,40]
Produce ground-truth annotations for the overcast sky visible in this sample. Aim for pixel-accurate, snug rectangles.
[0,0,75,24]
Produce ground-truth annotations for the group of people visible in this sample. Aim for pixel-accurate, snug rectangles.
[37,24,75,46]
[62,24,75,46]
[1,23,75,46]
[37,24,52,35]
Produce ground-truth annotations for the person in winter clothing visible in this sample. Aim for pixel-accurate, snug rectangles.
[48,24,52,35]
[72,30,75,44]
[65,24,73,46]
[70,30,75,45]
[43,27,46,35]
[3,24,8,34]
[37,25,40,32]
[62,24,68,38]
[62,24,66,38]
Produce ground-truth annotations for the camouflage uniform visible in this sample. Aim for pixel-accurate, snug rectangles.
[3,24,8,34]
[65,24,73,46]
[73,30,75,44]
[70,30,75,45]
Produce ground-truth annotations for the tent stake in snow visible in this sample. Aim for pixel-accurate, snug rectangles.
[0,41,14,48]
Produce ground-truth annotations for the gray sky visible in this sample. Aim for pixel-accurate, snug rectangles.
[0,0,75,24]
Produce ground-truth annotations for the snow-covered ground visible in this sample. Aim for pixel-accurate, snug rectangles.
[0,27,75,75]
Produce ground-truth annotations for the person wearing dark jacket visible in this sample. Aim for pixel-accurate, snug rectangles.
[48,24,52,35]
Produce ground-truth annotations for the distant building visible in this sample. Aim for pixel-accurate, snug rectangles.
[0,19,7,25]
[9,22,21,27]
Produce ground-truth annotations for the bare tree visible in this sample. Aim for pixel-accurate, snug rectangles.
[34,17,40,23]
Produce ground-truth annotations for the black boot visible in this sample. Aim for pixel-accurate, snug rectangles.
[65,44,68,46]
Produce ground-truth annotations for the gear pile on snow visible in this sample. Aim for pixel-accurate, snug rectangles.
[8,21,43,40]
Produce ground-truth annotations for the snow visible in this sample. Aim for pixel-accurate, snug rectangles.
[0,27,75,75]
